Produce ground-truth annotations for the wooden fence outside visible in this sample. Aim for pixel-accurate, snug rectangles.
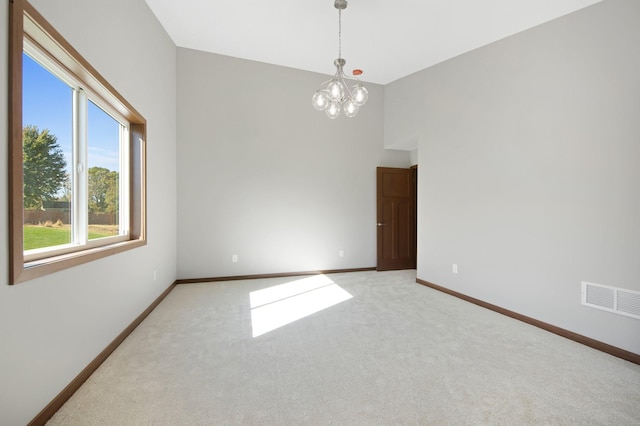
[24,209,117,225]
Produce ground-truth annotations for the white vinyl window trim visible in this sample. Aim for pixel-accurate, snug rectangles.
[22,39,131,263]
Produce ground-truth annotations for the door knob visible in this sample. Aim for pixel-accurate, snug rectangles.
[377,223,384,227]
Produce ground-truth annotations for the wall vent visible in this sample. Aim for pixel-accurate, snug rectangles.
[582,281,640,320]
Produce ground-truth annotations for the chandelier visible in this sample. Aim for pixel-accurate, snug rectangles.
[312,0,368,119]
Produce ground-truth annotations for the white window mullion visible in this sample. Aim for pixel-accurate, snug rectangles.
[73,88,88,245]
[119,124,130,236]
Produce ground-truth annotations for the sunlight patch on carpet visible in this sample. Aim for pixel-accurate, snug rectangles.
[250,275,353,337]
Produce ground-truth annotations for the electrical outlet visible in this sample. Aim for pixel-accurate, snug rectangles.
[339,250,344,257]
[452,264,458,274]
[153,270,157,281]
[232,254,238,263]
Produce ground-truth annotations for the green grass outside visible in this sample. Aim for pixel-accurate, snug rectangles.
[24,226,113,250]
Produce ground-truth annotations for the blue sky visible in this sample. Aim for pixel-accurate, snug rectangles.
[22,53,120,174]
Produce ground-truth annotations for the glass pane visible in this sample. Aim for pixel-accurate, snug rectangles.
[87,100,121,240]
[22,53,73,251]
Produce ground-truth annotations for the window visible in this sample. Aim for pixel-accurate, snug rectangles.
[9,0,146,284]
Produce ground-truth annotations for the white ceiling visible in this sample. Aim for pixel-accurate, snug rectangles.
[144,0,602,85]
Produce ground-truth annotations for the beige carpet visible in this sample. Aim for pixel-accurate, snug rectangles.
[48,270,640,425]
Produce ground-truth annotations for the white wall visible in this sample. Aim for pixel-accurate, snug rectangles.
[385,0,640,354]
[409,149,418,167]
[177,48,409,279]
[0,1,177,424]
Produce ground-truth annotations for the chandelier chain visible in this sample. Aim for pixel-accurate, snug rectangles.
[338,9,342,59]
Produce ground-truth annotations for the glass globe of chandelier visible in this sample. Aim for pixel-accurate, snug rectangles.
[312,0,368,119]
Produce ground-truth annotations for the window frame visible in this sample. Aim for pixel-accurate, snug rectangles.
[22,43,132,262]
[9,0,147,284]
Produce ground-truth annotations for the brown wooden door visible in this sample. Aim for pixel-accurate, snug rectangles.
[376,167,416,271]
